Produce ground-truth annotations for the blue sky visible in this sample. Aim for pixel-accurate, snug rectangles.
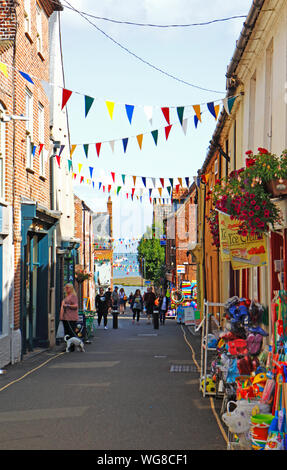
[59,0,252,242]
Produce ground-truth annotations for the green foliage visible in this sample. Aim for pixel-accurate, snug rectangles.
[137,226,165,285]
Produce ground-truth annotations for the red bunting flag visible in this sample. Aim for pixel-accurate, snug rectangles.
[96,142,102,157]
[55,155,61,168]
[132,188,135,198]
[111,172,115,182]
[165,125,172,140]
[108,185,111,192]
[103,185,105,192]
[38,143,44,155]
[160,178,165,188]
[80,176,84,184]
[61,88,72,110]
[161,107,170,125]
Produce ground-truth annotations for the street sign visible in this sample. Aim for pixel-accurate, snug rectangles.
[177,265,185,274]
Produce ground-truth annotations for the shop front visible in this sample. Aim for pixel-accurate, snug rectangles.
[20,201,60,354]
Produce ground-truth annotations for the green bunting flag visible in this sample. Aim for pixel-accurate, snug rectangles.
[177,106,184,125]
[67,159,73,171]
[85,95,95,117]
[83,144,89,158]
[151,130,158,146]
[117,186,121,195]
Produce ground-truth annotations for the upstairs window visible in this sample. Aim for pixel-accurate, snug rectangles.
[36,4,43,54]
[24,0,31,36]
[38,102,45,175]
[25,88,34,170]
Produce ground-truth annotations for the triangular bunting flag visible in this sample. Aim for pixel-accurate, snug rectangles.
[161,107,170,125]
[89,166,94,179]
[55,155,61,168]
[207,102,220,120]
[133,176,137,186]
[68,160,73,172]
[61,88,72,110]
[223,96,236,115]
[80,176,84,184]
[122,174,126,185]
[103,186,105,193]
[122,138,128,153]
[106,101,115,120]
[38,143,44,155]
[70,144,77,158]
[158,188,162,197]
[185,177,189,187]
[111,172,115,183]
[175,184,180,193]
[125,104,134,124]
[132,188,135,198]
[109,140,115,152]
[167,186,171,196]
[0,62,8,78]
[32,145,37,157]
[194,115,199,128]
[78,163,82,173]
[169,178,174,188]
[151,130,158,146]
[96,142,102,157]
[136,134,143,150]
[177,106,184,125]
[142,177,146,187]
[160,178,165,188]
[117,186,121,195]
[99,182,102,190]
[144,106,153,125]
[149,188,152,198]
[193,104,201,122]
[59,144,65,156]
[165,125,172,140]
[19,70,34,84]
[83,144,89,158]
[182,118,188,135]
[152,178,156,188]
[108,185,111,193]
[85,95,94,118]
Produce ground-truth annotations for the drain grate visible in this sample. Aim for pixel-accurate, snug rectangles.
[170,364,195,373]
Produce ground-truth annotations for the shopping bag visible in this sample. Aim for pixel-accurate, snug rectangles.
[56,320,64,339]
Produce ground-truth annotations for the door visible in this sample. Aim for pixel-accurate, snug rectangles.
[25,233,39,351]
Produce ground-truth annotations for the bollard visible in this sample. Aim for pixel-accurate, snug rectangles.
[112,308,119,329]
[153,309,159,330]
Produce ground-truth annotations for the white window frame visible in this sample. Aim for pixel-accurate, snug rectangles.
[24,0,31,35]
[214,159,218,175]
[26,88,33,170]
[36,3,43,54]
[0,104,6,201]
[38,102,45,175]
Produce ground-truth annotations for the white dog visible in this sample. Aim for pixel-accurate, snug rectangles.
[64,335,85,353]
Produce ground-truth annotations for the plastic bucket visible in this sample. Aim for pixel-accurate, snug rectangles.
[250,414,273,442]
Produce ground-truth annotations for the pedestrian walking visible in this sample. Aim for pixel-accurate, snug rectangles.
[119,287,126,314]
[111,286,119,310]
[131,289,143,324]
[59,283,79,340]
[106,287,112,313]
[159,291,168,325]
[143,287,156,324]
[96,287,109,329]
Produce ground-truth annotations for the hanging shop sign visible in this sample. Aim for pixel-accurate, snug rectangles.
[218,212,268,270]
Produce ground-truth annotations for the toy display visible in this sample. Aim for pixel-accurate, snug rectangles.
[206,291,287,450]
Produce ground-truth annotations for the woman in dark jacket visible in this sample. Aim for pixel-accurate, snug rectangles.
[131,289,143,324]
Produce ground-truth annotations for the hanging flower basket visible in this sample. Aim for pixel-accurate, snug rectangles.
[75,269,92,283]
[206,148,283,247]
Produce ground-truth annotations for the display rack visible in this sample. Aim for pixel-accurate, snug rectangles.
[200,300,225,397]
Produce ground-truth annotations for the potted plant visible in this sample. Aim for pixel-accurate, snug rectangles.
[75,268,92,283]
[245,148,287,196]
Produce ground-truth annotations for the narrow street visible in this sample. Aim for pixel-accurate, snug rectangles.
[0,312,225,451]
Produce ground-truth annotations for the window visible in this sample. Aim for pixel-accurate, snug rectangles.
[265,39,273,151]
[214,159,218,175]
[0,104,6,200]
[38,102,44,175]
[248,71,256,150]
[24,0,31,36]
[36,4,43,54]
[25,89,33,169]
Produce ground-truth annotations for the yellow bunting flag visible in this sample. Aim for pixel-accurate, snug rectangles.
[106,101,115,120]
[0,62,8,78]
[158,188,162,197]
[214,104,220,120]
[136,134,143,150]
[78,163,82,174]
[193,104,201,122]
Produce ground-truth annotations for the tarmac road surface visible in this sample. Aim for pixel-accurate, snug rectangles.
[0,312,226,451]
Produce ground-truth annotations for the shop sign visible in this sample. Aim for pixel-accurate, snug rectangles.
[218,212,268,270]
[177,265,185,273]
